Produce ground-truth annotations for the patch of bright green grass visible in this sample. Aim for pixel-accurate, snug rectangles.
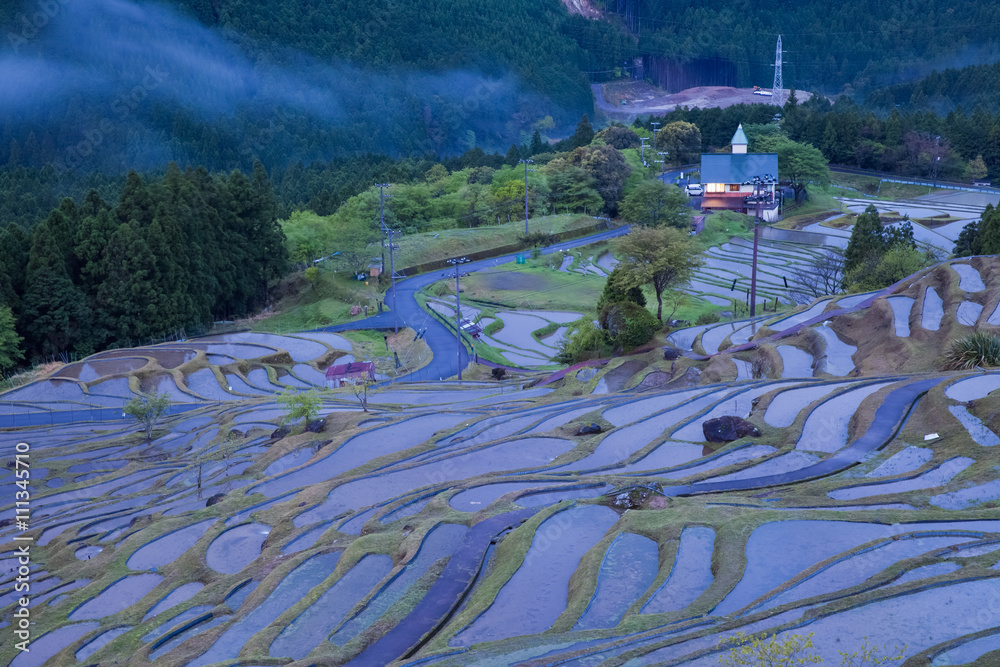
[456,264,605,312]
[696,211,754,249]
[253,269,382,333]
[395,214,604,269]
[830,172,941,200]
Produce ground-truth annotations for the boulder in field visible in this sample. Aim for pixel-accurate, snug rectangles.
[702,415,761,443]
[575,423,602,435]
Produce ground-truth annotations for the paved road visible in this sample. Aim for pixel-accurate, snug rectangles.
[320,225,633,382]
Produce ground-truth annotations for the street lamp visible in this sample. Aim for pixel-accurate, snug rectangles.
[447,257,470,381]
[742,174,777,319]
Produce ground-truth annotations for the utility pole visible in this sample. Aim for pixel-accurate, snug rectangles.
[640,136,649,166]
[383,227,400,333]
[447,257,470,380]
[650,122,661,152]
[742,174,776,319]
[376,183,400,333]
[376,183,392,277]
[519,159,535,234]
[933,135,941,188]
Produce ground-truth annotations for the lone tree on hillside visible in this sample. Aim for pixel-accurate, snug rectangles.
[124,391,171,441]
[795,250,846,299]
[613,226,703,322]
[277,388,327,426]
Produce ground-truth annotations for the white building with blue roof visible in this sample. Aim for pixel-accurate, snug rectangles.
[698,124,780,221]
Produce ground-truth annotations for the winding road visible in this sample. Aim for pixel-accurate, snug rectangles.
[319,224,633,382]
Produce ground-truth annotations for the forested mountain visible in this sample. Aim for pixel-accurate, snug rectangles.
[4,0,999,186]
[625,0,1000,93]
[0,0,629,178]
[865,61,1000,114]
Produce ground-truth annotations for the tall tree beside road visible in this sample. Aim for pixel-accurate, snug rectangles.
[655,121,702,164]
[753,135,830,201]
[613,226,703,322]
[620,180,690,229]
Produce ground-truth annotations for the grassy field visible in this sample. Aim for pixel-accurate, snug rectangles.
[696,211,754,248]
[829,172,941,200]
[251,270,383,333]
[455,265,606,312]
[394,214,604,269]
[774,187,843,229]
[436,249,724,331]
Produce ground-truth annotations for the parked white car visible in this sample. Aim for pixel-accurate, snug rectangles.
[685,183,704,196]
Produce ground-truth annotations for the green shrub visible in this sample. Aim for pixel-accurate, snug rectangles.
[696,312,721,326]
[277,388,327,425]
[597,266,646,312]
[843,245,933,292]
[553,320,611,364]
[944,332,1000,370]
[602,301,659,351]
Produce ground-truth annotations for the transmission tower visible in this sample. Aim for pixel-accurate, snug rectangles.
[772,35,784,106]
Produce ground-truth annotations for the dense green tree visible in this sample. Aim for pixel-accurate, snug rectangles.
[570,114,595,149]
[597,125,640,150]
[844,245,932,293]
[504,145,521,167]
[655,121,702,164]
[598,266,647,310]
[953,220,979,257]
[0,225,27,316]
[601,301,660,351]
[543,164,603,214]
[844,205,887,276]
[843,205,923,290]
[620,180,690,228]
[976,205,1000,255]
[0,304,22,372]
[754,135,830,201]
[566,144,631,213]
[529,131,546,156]
[966,155,989,181]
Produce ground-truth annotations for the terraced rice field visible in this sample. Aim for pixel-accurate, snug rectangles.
[5,255,1000,666]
